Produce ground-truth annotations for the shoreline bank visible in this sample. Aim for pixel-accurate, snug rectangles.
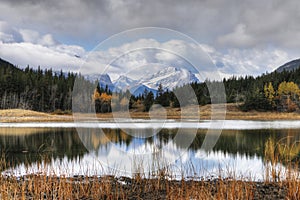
[0,174,288,200]
[1,104,300,123]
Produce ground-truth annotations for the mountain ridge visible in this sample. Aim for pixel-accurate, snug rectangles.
[82,66,201,95]
[138,66,199,90]
[109,66,200,96]
[275,58,300,72]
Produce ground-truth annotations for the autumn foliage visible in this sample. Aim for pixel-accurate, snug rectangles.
[93,89,112,113]
[263,81,300,112]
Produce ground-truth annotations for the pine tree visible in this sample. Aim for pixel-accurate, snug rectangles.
[143,91,154,112]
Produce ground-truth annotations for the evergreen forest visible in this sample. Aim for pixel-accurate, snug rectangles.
[1,57,300,113]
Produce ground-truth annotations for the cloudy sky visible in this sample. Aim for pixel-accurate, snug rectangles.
[0,0,299,80]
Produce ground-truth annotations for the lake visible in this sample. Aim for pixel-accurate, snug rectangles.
[1,120,300,181]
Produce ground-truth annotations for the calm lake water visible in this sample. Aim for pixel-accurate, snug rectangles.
[1,121,300,180]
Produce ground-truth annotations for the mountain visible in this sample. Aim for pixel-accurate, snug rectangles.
[276,58,300,72]
[113,75,137,90]
[129,85,157,97]
[113,75,156,96]
[98,74,114,90]
[139,66,199,90]
[85,73,114,91]
[111,66,199,96]
[0,57,22,72]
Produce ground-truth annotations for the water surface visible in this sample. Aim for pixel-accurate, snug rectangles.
[0,123,299,180]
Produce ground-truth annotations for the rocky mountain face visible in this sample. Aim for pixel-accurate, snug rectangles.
[112,66,199,95]
[276,59,300,72]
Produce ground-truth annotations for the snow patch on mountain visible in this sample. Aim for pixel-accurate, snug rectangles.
[113,75,138,90]
[139,66,199,89]
[129,85,157,97]
[90,66,200,96]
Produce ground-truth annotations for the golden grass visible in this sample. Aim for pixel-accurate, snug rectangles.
[0,127,59,136]
[0,163,294,200]
[0,109,49,117]
[0,174,258,200]
[0,109,73,123]
[0,153,259,200]
[1,103,300,123]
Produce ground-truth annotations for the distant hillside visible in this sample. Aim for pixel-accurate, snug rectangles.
[0,58,22,72]
[0,57,78,112]
[276,58,300,72]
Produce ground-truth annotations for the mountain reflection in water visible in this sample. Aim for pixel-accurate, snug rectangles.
[1,127,300,180]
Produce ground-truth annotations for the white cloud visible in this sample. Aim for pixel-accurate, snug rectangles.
[199,44,216,54]
[53,44,85,57]
[0,21,22,43]
[20,29,58,46]
[155,51,178,62]
[19,29,40,43]
[218,24,255,48]
[38,34,58,46]
[0,32,14,43]
[0,21,87,72]
[1,0,299,51]
[0,21,296,81]
[0,41,82,72]
[0,0,299,81]
[81,39,217,80]
[211,48,291,76]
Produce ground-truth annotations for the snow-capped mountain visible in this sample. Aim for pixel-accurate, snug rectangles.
[85,73,114,90]
[139,66,199,90]
[113,75,138,90]
[129,85,157,97]
[113,75,156,96]
[91,66,199,96]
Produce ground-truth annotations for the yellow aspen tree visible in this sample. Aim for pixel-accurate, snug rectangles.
[277,81,300,112]
[278,81,300,96]
[264,82,275,105]
[100,93,112,103]
[93,89,101,100]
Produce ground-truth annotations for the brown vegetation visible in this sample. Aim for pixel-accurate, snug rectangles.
[0,175,264,199]
[0,163,297,199]
[1,103,300,122]
[0,109,73,123]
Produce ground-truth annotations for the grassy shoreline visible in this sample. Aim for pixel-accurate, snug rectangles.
[1,104,300,122]
[0,174,290,200]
